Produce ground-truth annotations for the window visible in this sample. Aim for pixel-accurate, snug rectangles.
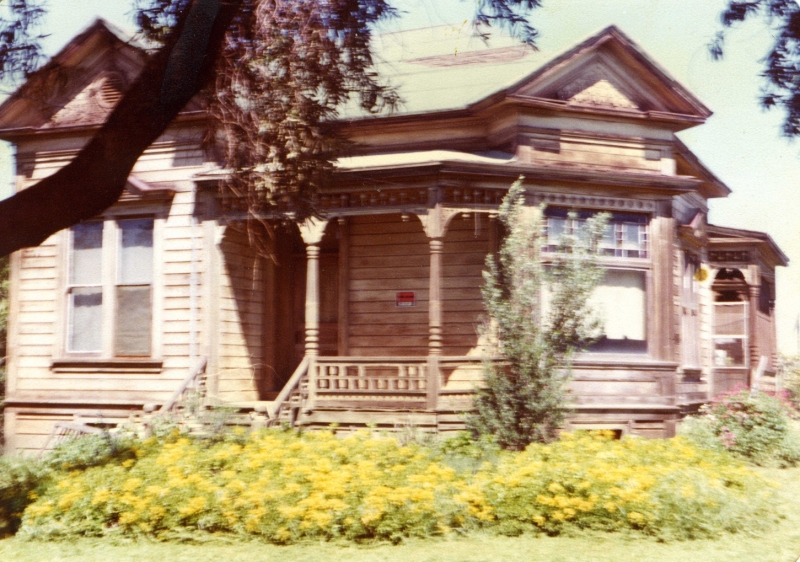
[681,253,701,368]
[544,209,648,258]
[589,269,647,353]
[713,302,748,366]
[544,208,649,353]
[67,218,154,356]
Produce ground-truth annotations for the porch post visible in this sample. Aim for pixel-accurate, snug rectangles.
[426,236,443,410]
[299,219,329,358]
[748,282,760,381]
[305,242,321,357]
[428,237,443,356]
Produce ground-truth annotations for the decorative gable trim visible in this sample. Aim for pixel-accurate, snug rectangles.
[499,26,711,124]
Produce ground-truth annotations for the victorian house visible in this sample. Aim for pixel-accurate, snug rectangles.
[0,21,786,453]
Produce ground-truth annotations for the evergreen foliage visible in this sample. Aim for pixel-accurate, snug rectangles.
[711,0,800,137]
[467,178,607,450]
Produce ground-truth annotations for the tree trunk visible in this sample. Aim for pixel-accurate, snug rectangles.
[0,0,241,256]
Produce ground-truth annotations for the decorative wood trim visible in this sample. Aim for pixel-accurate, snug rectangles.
[649,216,675,362]
[50,359,163,374]
[338,218,350,356]
[529,191,657,213]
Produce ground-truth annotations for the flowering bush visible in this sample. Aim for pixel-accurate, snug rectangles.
[680,388,800,467]
[16,429,778,543]
[0,455,47,537]
[486,431,774,539]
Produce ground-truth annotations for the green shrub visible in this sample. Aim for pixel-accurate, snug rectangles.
[468,179,607,450]
[486,431,775,540]
[17,430,777,543]
[680,388,800,467]
[42,432,139,472]
[0,456,48,537]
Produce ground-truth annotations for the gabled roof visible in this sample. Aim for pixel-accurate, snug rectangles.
[708,224,789,268]
[0,19,148,133]
[502,25,710,122]
[343,25,711,127]
[0,18,203,137]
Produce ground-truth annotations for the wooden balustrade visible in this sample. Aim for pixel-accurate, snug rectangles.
[313,360,428,393]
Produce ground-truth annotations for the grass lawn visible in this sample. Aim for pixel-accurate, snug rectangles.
[2,467,799,562]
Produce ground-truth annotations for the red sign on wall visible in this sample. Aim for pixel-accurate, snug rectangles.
[396,291,415,307]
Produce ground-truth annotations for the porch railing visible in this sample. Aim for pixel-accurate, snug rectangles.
[267,356,311,425]
[159,357,209,414]
[302,356,492,412]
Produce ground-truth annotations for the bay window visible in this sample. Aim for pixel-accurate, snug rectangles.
[66,218,154,357]
[545,208,649,353]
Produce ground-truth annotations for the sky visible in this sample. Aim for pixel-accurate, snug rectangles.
[2,0,799,352]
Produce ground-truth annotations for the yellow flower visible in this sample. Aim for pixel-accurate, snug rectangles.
[178,496,207,517]
[627,511,645,524]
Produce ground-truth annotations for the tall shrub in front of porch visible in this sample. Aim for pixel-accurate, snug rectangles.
[468,178,607,450]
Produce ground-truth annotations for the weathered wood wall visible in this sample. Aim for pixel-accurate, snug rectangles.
[347,214,430,356]
[441,214,490,355]
[216,226,264,402]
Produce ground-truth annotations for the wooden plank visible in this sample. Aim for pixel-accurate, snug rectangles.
[19,256,56,269]
[342,348,428,358]
[19,323,54,335]
[351,255,429,269]
[442,299,485,312]
[19,268,56,281]
[18,278,56,291]
[17,289,56,302]
[18,311,56,324]
[349,231,431,247]
[350,278,429,291]
[351,289,430,302]
[350,312,429,325]
[350,301,430,314]
[349,324,429,337]
[441,253,487,266]
[349,244,429,258]
[348,335,430,348]
[15,345,54,357]
[351,264,483,280]
[349,220,426,236]
[19,300,55,313]
[441,324,481,336]
[15,378,180,392]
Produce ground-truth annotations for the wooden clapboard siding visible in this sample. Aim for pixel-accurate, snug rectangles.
[217,227,264,401]
[12,237,59,392]
[348,215,429,356]
[442,215,489,355]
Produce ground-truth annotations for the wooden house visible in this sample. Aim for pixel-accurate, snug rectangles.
[0,21,787,454]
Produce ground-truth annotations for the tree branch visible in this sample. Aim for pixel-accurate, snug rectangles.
[0,0,241,256]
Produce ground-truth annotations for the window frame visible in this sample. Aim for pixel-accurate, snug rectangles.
[543,207,651,356]
[58,209,164,362]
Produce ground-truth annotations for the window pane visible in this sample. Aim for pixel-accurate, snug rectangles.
[714,338,745,366]
[69,288,102,351]
[714,303,746,335]
[590,269,646,341]
[547,217,566,248]
[70,222,103,285]
[115,286,152,356]
[119,219,153,284]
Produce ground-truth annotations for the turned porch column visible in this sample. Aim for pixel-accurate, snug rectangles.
[748,281,760,380]
[419,204,454,410]
[428,237,444,356]
[299,219,329,357]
